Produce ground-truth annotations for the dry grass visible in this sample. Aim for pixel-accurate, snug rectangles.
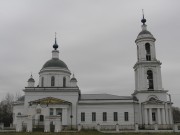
[0,130,180,135]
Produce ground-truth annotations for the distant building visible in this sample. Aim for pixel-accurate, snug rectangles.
[13,16,173,132]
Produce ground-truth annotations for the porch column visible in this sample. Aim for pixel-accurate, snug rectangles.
[16,117,22,132]
[144,108,148,125]
[169,109,173,124]
[165,103,169,124]
[62,108,68,125]
[157,108,161,124]
[162,108,166,124]
[44,119,50,132]
[27,118,32,132]
[149,108,152,124]
[54,118,62,132]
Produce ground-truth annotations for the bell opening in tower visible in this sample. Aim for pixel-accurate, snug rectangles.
[145,43,151,61]
[147,70,154,90]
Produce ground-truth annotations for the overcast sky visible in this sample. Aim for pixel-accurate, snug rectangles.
[0,0,180,106]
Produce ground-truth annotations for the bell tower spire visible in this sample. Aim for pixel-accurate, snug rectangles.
[132,14,173,126]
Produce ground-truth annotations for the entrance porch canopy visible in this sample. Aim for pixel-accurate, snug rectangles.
[29,97,71,106]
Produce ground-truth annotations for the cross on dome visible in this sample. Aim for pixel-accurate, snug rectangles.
[53,32,58,50]
[141,9,146,25]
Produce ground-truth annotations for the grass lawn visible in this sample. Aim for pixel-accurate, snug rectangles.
[0,130,180,135]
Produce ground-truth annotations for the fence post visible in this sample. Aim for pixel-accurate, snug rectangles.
[173,124,178,132]
[54,118,61,132]
[16,117,22,132]
[26,119,32,132]
[154,123,158,131]
[0,123,4,130]
[97,123,100,131]
[135,123,139,132]
[44,119,50,132]
[116,124,119,132]
[78,124,81,131]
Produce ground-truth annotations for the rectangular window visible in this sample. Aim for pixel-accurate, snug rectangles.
[152,112,156,121]
[114,112,118,121]
[56,108,62,115]
[92,112,96,122]
[124,112,129,121]
[49,108,53,116]
[103,112,107,121]
[81,112,85,122]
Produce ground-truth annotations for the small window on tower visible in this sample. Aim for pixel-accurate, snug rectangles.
[147,70,154,90]
[145,43,151,61]
[137,46,139,61]
[41,77,44,87]
[63,77,66,87]
[51,76,55,86]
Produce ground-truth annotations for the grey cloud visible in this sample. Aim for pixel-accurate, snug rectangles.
[0,0,180,106]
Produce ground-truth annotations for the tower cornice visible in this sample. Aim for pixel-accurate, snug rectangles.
[135,37,156,44]
[132,90,168,95]
[133,60,162,69]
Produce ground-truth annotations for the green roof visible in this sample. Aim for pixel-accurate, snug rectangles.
[42,58,68,69]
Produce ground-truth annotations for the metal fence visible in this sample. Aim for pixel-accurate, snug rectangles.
[32,119,44,132]
[119,125,135,130]
[100,125,116,131]
[139,124,173,130]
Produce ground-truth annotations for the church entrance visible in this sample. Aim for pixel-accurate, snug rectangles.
[40,115,44,122]
[50,121,55,132]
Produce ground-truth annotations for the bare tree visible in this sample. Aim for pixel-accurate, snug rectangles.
[0,92,22,127]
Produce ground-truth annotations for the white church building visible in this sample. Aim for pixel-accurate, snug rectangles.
[13,16,174,132]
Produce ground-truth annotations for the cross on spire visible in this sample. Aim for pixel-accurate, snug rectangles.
[53,32,58,50]
[141,9,146,25]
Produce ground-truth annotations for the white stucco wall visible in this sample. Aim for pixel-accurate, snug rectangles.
[77,103,135,126]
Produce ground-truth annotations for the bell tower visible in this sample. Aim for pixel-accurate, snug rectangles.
[132,13,173,126]
[134,14,163,91]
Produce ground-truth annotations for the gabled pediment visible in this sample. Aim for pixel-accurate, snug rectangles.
[143,97,164,105]
[29,97,71,106]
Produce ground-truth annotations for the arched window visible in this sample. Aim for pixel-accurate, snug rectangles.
[147,70,154,90]
[41,77,44,87]
[51,76,55,86]
[145,43,151,61]
[63,77,66,87]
